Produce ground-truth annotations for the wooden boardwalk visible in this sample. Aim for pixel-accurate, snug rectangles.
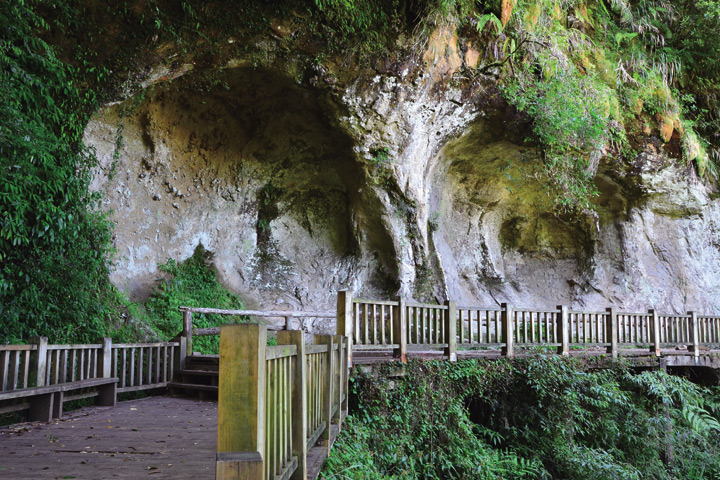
[0,396,217,479]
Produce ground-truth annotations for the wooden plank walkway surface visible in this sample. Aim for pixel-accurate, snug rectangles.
[0,396,217,479]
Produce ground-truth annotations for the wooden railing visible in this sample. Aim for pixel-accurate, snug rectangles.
[0,338,179,415]
[216,324,348,480]
[178,306,334,357]
[336,292,720,361]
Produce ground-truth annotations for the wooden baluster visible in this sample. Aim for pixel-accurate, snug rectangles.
[380,304,386,345]
[21,350,30,388]
[121,348,127,389]
[9,351,19,390]
[363,304,369,346]
[277,330,306,480]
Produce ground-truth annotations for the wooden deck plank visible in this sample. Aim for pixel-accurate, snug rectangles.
[0,396,217,479]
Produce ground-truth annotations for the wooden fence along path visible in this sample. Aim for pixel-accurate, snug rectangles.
[337,293,720,360]
[3,292,720,480]
[0,338,181,420]
[217,291,720,479]
[216,325,348,480]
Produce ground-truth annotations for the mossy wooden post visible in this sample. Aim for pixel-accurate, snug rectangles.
[32,337,48,387]
[557,305,569,356]
[444,300,457,362]
[393,298,407,363]
[690,311,700,358]
[315,334,334,456]
[182,309,193,356]
[336,290,353,366]
[217,324,266,479]
[501,303,514,357]
[650,309,661,356]
[606,307,618,358]
[277,330,307,480]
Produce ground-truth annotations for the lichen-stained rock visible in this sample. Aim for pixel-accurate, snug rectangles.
[85,21,720,333]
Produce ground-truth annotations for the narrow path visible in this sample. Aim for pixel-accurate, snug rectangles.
[0,396,217,480]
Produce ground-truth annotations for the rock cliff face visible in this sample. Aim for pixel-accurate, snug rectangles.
[85,25,720,330]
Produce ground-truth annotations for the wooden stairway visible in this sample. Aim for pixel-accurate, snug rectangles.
[168,354,219,400]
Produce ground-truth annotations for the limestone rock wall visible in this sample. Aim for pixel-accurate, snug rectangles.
[85,28,720,332]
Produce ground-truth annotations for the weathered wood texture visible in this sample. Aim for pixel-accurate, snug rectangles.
[342,294,720,362]
[216,325,348,480]
[1,340,179,418]
[0,396,217,479]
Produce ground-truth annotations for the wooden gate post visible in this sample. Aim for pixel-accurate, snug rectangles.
[393,298,407,363]
[690,311,700,358]
[557,305,569,356]
[650,309,661,356]
[217,324,267,479]
[336,291,353,366]
[501,303,514,357]
[277,330,307,480]
[606,307,618,358]
[444,300,457,362]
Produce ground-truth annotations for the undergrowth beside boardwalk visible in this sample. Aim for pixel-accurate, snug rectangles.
[322,357,720,480]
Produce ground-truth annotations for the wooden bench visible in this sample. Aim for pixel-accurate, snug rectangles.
[0,377,118,422]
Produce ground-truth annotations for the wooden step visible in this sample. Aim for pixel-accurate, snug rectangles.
[167,382,218,393]
[179,369,219,377]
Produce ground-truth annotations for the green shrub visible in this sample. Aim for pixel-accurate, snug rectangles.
[323,358,720,479]
[144,245,244,354]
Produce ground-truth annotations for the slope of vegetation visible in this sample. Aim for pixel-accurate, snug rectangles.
[323,358,720,479]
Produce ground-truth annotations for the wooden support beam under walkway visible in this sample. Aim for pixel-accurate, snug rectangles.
[0,396,217,479]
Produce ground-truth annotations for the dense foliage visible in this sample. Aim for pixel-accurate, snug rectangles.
[143,245,244,353]
[0,1,120,343]
[323,358,720,479]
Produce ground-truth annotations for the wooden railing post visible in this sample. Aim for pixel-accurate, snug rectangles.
[341,337,350,412]
[174,336,187,371]
[690,311,700,358]
[501,303,514,357]
[277,330,307,480]
[336,291,353,366]
[217,324,267,479]
[32,336,48,387]
[333,334,343,427]
[393,298,407,363]
[650,309,660,356]
[182,309,193,356]
[557,305,569,356]
[100,338,112,378]
[315,335,334,457]
[444,300,457,362]
[606,307,618,358]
